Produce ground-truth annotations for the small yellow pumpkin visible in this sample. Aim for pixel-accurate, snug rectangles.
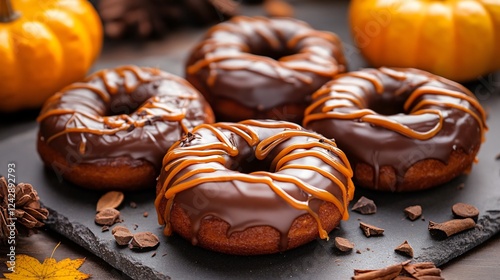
[0,0,103,112]
[349,0,500,82]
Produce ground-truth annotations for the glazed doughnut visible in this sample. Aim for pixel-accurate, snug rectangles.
[37,65,214,191]
[185,16,347,123]
[303,67,487,192]
[155,119,354,255]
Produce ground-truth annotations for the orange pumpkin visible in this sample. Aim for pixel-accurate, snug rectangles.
[349,0,500,82]
[0,0,103,112]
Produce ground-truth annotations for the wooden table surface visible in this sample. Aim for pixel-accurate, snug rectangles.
[2,1,500,279]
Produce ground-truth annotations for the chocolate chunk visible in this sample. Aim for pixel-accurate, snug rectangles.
[394,240,414,258]
[95,208,120,226]
[452,202,479,221]
[113,229,134,246]
[359,222,384,237]
[334,237,354,252]
[404,205,422,221]
[129,232,160,250]
[352,196,377,214]
[111,225,130,235]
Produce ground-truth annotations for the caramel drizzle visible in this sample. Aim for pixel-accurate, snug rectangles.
[303,69,487,141]
[186,16,344,87]
[155,120,354,240]
[37,66,200,150]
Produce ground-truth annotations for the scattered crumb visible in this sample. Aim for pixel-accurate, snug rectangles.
[133,224,139,230]
[151,252,157,257]
[143,211,149,218]
[130,201,137,208]
[356,250,361,254]
[101,225,110,232]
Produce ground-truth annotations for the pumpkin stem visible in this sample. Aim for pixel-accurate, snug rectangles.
[0,0,20,23]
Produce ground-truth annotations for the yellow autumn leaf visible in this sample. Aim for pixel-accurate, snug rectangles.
[3,254,90,280]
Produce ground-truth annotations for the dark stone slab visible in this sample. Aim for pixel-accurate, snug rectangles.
[1,1,500,279]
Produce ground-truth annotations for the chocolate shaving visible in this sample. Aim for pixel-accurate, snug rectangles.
[404,205,422,221]
[403,262,443,279]
[334,237,354,252]
[96,191,124,212]
[428,218,476,240]
[451,202,479,221]
[352,261,405,280]
[95,208,121,226]
[353,261,443,280]
[352,196,377,215]
[394,240,414,258]
[359,222,384,237]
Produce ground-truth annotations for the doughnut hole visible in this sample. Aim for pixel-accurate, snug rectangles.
[215,98,306,124]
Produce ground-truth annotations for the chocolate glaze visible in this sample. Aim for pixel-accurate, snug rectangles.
[155,119,354,250]
[37,65,214,169]
[303,67,487,191]
[185,16,347,122]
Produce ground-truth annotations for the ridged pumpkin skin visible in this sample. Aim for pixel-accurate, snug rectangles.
[0,0,102,112]
[349,0,500,82]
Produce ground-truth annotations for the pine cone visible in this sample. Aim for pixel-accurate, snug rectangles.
[96,0,240,39]
[0,177,49,244]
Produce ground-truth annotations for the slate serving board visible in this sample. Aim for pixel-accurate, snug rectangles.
[1,1,500,279]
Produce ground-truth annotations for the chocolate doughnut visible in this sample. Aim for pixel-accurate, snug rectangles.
[303,67,487,192]
[155,119,354,255]
[185,16,347,123]
[37,65,214,191]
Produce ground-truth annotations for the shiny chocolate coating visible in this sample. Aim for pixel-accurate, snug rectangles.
[155,119,354,250]
[304,67,487,191]
[37,65,214,171]
[185,16,347,123]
